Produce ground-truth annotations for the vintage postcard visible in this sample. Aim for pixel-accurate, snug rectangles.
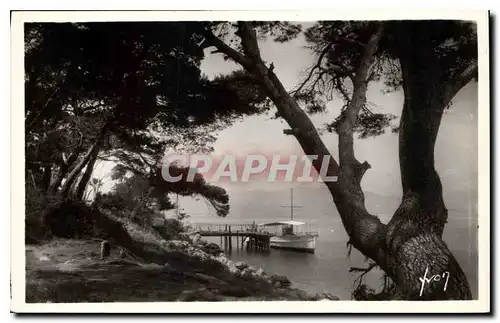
[10,10,490,313]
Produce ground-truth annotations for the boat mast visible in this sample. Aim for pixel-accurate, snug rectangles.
[281,187,302,221]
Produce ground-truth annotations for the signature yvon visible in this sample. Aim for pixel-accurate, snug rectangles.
[418,266,450,297]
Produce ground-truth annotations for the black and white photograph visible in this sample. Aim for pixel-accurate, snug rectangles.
[10,10,490,313]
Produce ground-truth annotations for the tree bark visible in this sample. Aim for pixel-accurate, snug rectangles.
[48,152,79,194]
[59,123,109,198]
[206,21,475,299]
[207,22,388,269]
[73,146,100,201]
[62,42,151,200]
[394,28,449,236]
[383,22,473,299]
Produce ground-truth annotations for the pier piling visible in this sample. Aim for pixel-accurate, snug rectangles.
[197,223,272,253]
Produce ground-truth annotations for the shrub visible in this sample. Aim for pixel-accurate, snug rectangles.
[153,218,186,241]
[25,185,56,243]
[43,199,108,239]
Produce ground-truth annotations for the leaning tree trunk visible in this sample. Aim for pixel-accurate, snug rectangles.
[207,22,387,269]
[73,142,102,201]
[48,152,79,195]
[59,124,109,198]
[206,21,475,299]
[64,43,151,200]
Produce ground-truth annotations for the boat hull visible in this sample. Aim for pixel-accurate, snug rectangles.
[269,235,317,253]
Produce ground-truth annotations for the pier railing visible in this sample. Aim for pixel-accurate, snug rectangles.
[193,223,318,237]
[194,223,272,234]
[193,223,273,252]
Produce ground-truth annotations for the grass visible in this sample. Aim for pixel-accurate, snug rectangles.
[26,239,313,302]
[26,202,338,303]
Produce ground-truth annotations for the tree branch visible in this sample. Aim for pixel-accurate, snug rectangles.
[204,27,254,71]
[236,22,262,62]
[292,40,336,96]
[212,20,390,274]
[443,61,478,105]
[350,262,378,290]
[97,156,117,162]
[331,64,355,81]
[293,32,371,98]
[337,23,384,173]
[26,77,66,130]
[349,262,377,273]
[335,36,367,48]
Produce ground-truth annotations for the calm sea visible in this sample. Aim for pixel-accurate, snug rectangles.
[190,185,478,300]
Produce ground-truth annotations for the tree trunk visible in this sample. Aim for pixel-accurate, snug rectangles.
[73,144,101,201]
[395,30,448,236]
[61,43,151,199]
[48,152,79,194]
[383,22,472,299]
[59,123,109,198]
[208,22,388,268]
[207,21,474,299]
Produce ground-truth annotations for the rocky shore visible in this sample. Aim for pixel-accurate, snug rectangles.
[26,233,340,302]
[26,205,339,303]
[160,232,340,301]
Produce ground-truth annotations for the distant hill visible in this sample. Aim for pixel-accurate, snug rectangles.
[187,181,477,225]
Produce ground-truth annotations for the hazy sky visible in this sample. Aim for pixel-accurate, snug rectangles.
[95,24,478,219]
[195,25,478,196]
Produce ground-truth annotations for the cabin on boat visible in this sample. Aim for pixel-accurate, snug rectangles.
[258,221,318,253]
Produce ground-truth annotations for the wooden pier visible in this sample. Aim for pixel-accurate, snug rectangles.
[195,224,273,252]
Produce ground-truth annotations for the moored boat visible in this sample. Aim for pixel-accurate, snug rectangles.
[259,220,318,253]
[258,188,319,253]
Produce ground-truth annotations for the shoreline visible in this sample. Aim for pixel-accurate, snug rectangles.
[25,201,340,302]
[26,234,340,302]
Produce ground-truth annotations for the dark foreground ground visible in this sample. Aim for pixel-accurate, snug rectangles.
[26,239,339,302]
